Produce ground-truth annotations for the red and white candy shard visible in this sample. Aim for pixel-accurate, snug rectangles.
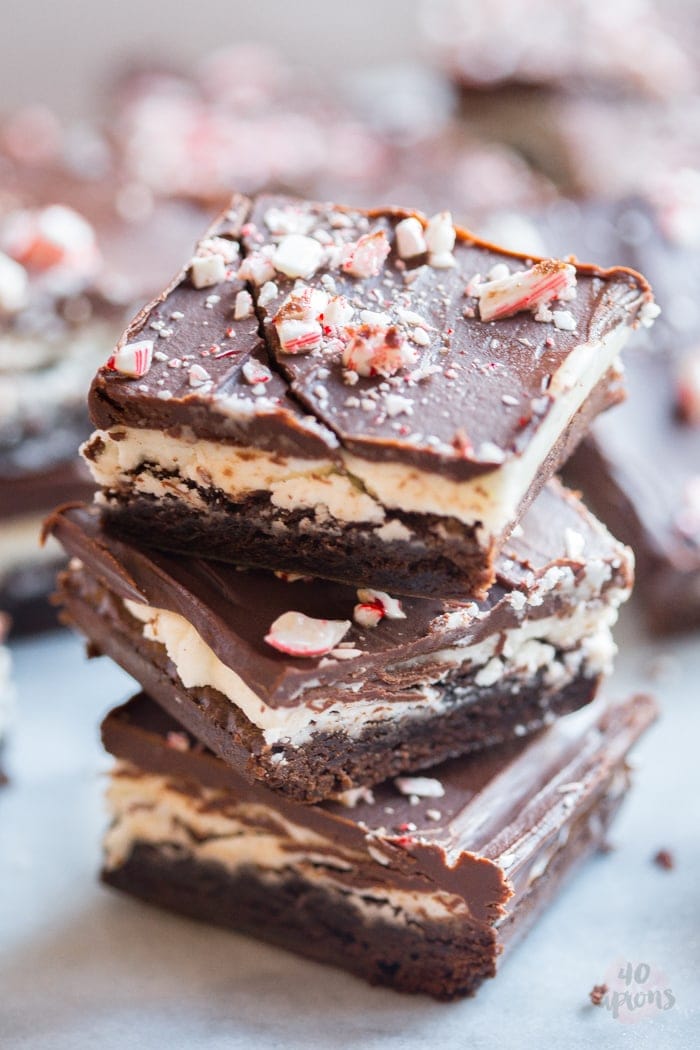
[242,358,272,384]
[476,259,577,322]
[676,347,700,426]
[265,611,351,657]
[341,230,391,278]
[322,294,354,328]
[190,253,226,289]
[342,324,417,378]
[106,339,154,378]
[273,285,330,353]
[354,588,406,627]
[2,204,98,277]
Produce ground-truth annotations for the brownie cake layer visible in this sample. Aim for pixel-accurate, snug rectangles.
[100,691,657,999]
[82,191,654,598]
[48,482,634,801]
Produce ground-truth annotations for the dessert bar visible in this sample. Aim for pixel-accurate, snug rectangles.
[49,481,633,802]
[83,193,654,598]
[100,690,657,999]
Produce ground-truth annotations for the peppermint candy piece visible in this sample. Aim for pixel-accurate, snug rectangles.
[475,259,577,323]
[190,253,226,289]
[395,216,427,259]
[342,324,417,378]
[356,588,406,621]
[265,611,351,657]
[106,339,154,378]
[341,230,391,279]
[394,776,445,799]
[272,234,324,279]
[425,211,456,269]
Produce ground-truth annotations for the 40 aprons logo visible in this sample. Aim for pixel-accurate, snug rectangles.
[600,960,676,1023]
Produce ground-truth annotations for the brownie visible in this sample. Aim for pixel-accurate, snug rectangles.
[81,191,654,599]
[100,690,658,999]
[536,197,700,633]
[48,480,634,802]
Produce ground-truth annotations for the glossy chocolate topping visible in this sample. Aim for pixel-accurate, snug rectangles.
[102,690,657,915]
[87,192,652,481]
[47,480,632,708]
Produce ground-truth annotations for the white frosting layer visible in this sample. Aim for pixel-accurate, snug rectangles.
[122,569,626,748]
[84,323,630,537]
[0,513,62,579]
[104,768,467,923]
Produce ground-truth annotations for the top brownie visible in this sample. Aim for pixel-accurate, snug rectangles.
[84,192,655,597]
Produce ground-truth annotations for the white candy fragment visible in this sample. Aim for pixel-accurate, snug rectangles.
[190,253,226,289]
[242,359,272,385]
[394,776,445,799]
[106,339,154,378]
[552,309,577,331]
[188,364,211,388]
[425,211,456,268]
[264,611,351,657]
[237,251,276,286]
[234,289,254,320]
[475,259,577,322]
[564,528,585,560]
[197,236,239,263]
[640,301,661,328]
[322,294,354,326]
[395,216,427,259]
[272,234,324,279]
[342,324,417,378]
[258,280,278,307]
[0,252,29,313]
[677,346,700,426]
[341,230,391,278]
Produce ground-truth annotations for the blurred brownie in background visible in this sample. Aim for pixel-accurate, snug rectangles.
[0,106,207,632]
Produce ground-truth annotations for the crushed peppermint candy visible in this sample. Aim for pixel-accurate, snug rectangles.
[242,359,272,385]
[273,286,329,354]
[395,216,427,259]
[234,289,254,320]
[188,363,211,387]
[354,588,406,628]
[106,339,153,378]
[237,251,275,286]
[258,280,279,307]
[676,347,700,426]
[264,611,350,657]
[342,324,417,378]
[640,300,661,328]
[322,294,354,327]
[341,230,391,279]
[190,253,226,289]
[425,211,456,269]
[272,234,324,279]
[3,204,98,275]
[394,776,445,799]
[475,259,577,322]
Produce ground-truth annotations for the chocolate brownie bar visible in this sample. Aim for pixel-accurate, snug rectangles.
[48,481,634,802]
[0,108,206,630]
[100,690,658,999]
[82,192,654,598]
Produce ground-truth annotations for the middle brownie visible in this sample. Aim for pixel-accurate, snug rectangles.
[48,479,633,803]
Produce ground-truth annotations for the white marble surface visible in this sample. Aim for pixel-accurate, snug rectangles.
[1,604,698,1050]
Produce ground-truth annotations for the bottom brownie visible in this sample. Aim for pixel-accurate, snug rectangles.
[100,691,656,999]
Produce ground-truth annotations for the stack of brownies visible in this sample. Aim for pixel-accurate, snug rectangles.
[48,194,659,999]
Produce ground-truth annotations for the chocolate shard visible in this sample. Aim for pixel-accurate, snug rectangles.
[100,689,658,1000]
[82,191,654,599]
[47,480,634,802]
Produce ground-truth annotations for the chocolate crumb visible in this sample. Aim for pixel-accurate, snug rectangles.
[589,983,608,1006]
[653,849,674,870]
